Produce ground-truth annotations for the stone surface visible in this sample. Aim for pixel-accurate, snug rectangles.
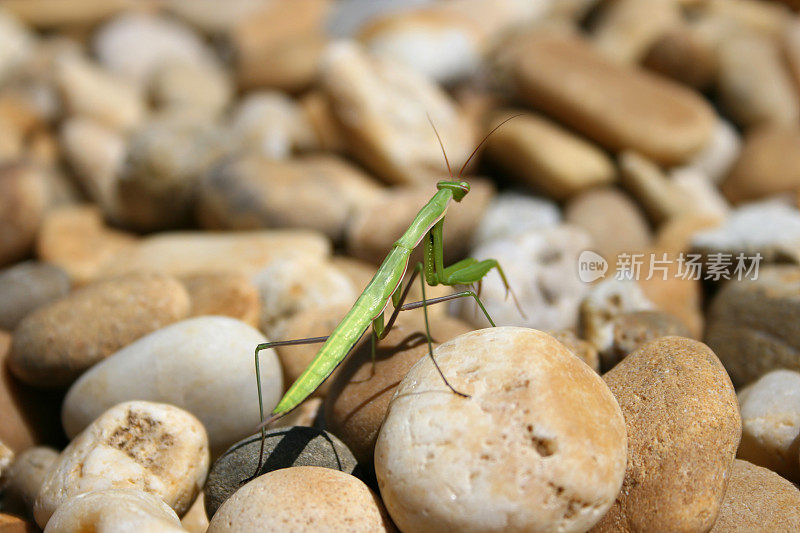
[705,265,800,386]
[346,179,494,264]
[324,316,472,465]
[320,41,473,184]
[151,60,232,117]
[594,337,740,532]
[642,24,717,90]
[606,310,690,368]
[0,446,59,519]
[34,401,209,528]
[180,492,209,533]
[709,459,800,533]
[511,32,715,165]
[96,230,330,280]
[471,192,560,248]
[375,327,627,533]
[204,427,359,518]
[737,369,800,480]
[678,118,740,184]
[179,271,260,327]
[0,438,12,477]
[62,316,282,458]
[565,187,651,259]
[207,466,394,532]
[548,329,600,372]
[9,273,190,388]
[722,126,800,204]
[456,225,591,331]
[0,163,47,267]
[591,0,681,64]
[0,261,69,330]
[43,488,186,533]
[484,111,615,200]
[35,205,138,285]
[618,150,694,224]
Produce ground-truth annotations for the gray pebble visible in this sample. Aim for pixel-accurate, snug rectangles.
[0,262,70,330]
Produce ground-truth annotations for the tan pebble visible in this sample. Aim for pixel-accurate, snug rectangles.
[321,41,474,185]
[346,179,494,264]
[594,337,740,532]
[722,126,800,204]
[0,8,34,83]
[0,163,48,267]
[669,167,730,221]
[548,329,600,372]
[376,327,627,532]
[716,32,799,128]
[44,488,186,533]
[607,310,690,367]
[36,205,138,285]
[96,229,330,280]
[705,265,800,386]
[710,459,800,532]
[208,466,394,532]
[654,213,722,253]
[179,271,261,327]
[34,401,209,528]
[636,259,704,339]
[0,513,36,533]
[325,315,471,465]
[1,446,59,519]
[786,19,800,100]
[2,0,133,30]
[512,32,715,165]
[643,24,717,90]
[181,492,209,533]
[565,187,651,259]
[9,272,190,388]
[591,0,681,64]
[702,0,792,39]
[618,150,693,224]
[485,110,615,200]
[299,90,347,152]
[151,60,232,117]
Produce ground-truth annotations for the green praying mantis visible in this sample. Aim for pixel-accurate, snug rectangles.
[251,116,521,476]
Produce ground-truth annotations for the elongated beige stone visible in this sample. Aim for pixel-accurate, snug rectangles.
[512,32,715,165]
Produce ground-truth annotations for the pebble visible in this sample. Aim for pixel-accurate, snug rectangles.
[324,315,473,465]
[669,167,730,221]
[606,310,691,368]
[180,492,209,533]
[511,31,715,165]
[151,60,232,117]
[207,466,394,532]
[375,327,626,532]
[716,32,799,128]
[346,179,494,264]
[9,273,190,388]
[678,118,741,185]
[564,187,651,259]
[722,126,800,204]
[618,150,693,224]
[34,401,209,528]
[737,369,800,480]
[0,513,36,532]
[94,12,216,87]
[0,261,69,330]
[254,256,356,336]
[471,192,560,248]
[457,225,591,331]
[591,0,681,64]
[787,19,800,95]
[320,41,473,185]
[43,488,186,533]
[179,271,261,327]
[197,153,380,242]
[594,337,740,532]
[0,437,12,476]
[0,8,34,84]
[34,205,138,285]
[642,24,717,90]
[0,163,47,267]
[204,427,359,518]
[484,111,615,200]
[638,257,704,340]
[709,459,800,532]
[547,329,600,372]
[96,229,330,280]
[62,316,282,458]
[0,446,59,519]
[692,202,800,263]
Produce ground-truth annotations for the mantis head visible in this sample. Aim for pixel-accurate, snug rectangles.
[437,180,470,201]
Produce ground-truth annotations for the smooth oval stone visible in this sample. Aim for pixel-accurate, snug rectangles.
[9,272,190,388]
[207,466,395,533]
[512,32,715,165]
[375,327,627,533]
[1,446,59,519]
[62,316,283,457]
[0,261,70,330]
[204,426,359,518]
[593,337,740,532]
[34,401,209,528]
[709,459,800,532]
[179,271,261,327]
[44,489,185,533]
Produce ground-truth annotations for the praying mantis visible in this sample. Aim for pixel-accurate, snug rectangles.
[251,117,520,476]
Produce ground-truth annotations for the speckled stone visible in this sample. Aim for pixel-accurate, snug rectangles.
[204,427,360,518]
[593,337,741,532]
[375,327,627,533]
[207,466,395,532]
